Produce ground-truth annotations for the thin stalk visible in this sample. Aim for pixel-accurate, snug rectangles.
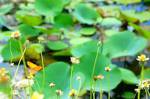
[9,39,13,63]
[14,47,26,79]
[93,81,96,99]
[76,79,81,99]
[138,63,145,99]
[99,82,103,99]
[100,90,103,99]
[70,66,74,89]
[90,44,100,99]
[108,73,110,99]
[19,40,28,77]
[40,52,45,90]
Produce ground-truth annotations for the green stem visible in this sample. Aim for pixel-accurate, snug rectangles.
[40,52,45,90]
[76,79,81,99]
[99,82,103,99]
[14,47,26,79]
[9,39,13,63]
[100,90,103,99]
[19,40,28,77]
[93,81,96,99]
[108,73,110,99]
[70,66,74,89]
[138,63,145,99]
[90,44,100,99]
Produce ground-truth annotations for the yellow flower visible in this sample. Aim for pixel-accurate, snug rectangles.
[31,92,44,99]
[105,66,111,72]
[76,76,81,81]
[49,82,55,88]
[69,89,77,97]
[94,74,104,81]
[56,89,63,96]
[136,54,149,62]
[0,68,8,76]
[11,31,21,39]
[70,57,80,64]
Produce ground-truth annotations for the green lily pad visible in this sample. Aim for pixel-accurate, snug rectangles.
[19,24,40,38]
[70,37,92,46]
[25,43,44,60]
[16,11,43,26]
[0,4,13,15]
[129,23,150,39]
[47,41,68,51]
[35,0,64,16]
[33,62,70,99]
[143,69,150,79]
[73,3,102,24]
[72,52,121,91]
[103,31,147,58]
[78,27,96,36]
[1,39,22,61]
[113,0,140,4]
[121,10,150,23]
[54,13,73,28]
[100,17,122,28]
[71,40,98,57]
[119,68,138,84]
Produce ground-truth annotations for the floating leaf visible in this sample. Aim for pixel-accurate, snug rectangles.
[103,31,147,58]
[73,3,102,24]
[129,23,150,39]
[100,17,122,28]
[78,27,96,36]
[16,11,43,26]
[1,39,22,61]
[33,62,70,99]
[121,10,150,23]
[119,68,138,84]
[54,13,73,28]
[47,41,68,51]
[25,43,44,60]
[143,69,150,79]
[70,37,92,46]
[71,40,98,57]
[19,24,40,38]
[113,0,141,5]
[35,0,64,16]
[73,52,121,91]
[0,4,13,15]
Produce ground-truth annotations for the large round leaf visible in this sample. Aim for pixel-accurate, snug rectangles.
[103,31,147,58]
[47,41,69,51]
[1,39,22,61]
[54,13,73,28]
[72,52,122,91]
[119,67,138,84]
[19,24,40,38]
[73,3,102,24]
[33,62,70,99]
[71,40,98,57]
[35,0,64,16]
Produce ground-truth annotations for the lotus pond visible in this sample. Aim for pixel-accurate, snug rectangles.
[0,0,150,99]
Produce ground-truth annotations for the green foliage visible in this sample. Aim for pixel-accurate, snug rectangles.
[119,68,138,84]
[33,62,70,99]
[25,43,44,60]
[73,3,102,24]
[1,39,22,61]
[54,13,73,28]
[35,0,64,16]
[47,41,69,51]
[0,4,13,15]
[19,24,40,38]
